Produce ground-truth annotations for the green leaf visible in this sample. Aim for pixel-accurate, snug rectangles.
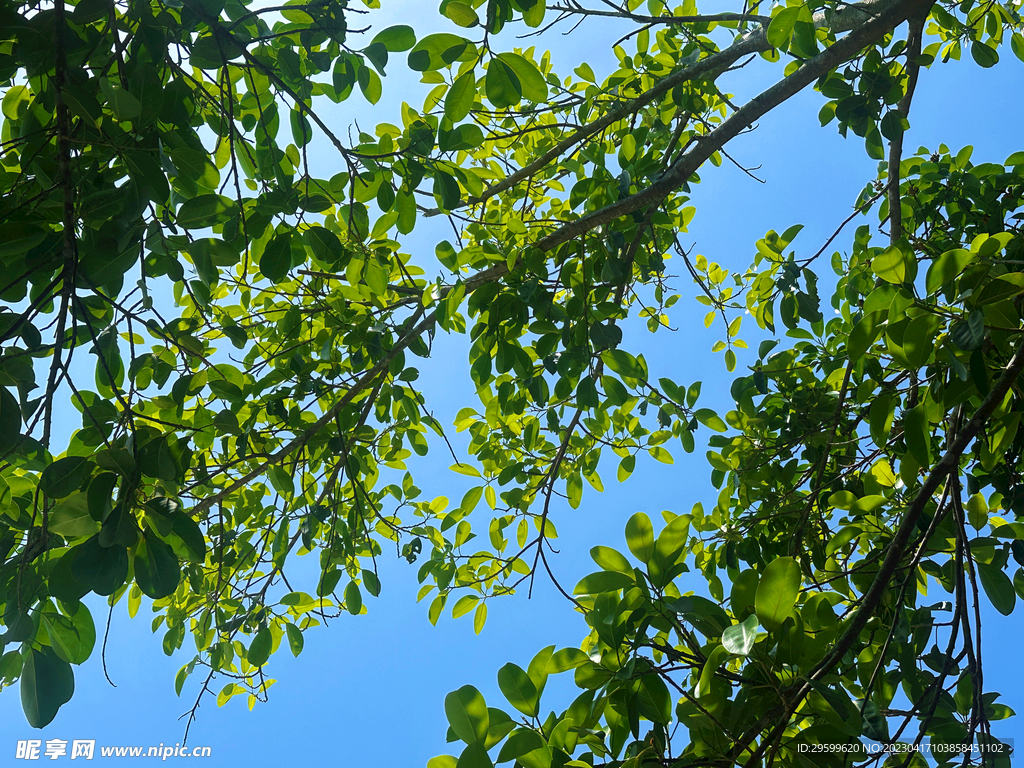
[496,53,547,102]
[317,568,343,597]
[694,408,727,432]
[1012,32,1024,63]
[285,623,304,657]
[572,570,634,595]
[445,2,479,27]
[363,571,381,597]
[625,512,655,562]
[433,171,461,210]
[754,556,801,631]
[21,648,74,729]
[138,434,179,482]
[497,663,538,716]
[99,79,141,119]
[170,148,219,190]
[95,448,135,478]
[408,33,470,71]
[654,514,690,563]
[169,512,206,564]
[496,730,545,764]
[864,123,885,161]
[696,644,730,699]
[372,24,416,52]
[456,742,493,768]
[847,311,884,361]
[47,550,90,603]
[766,6,799,51]
[526,646,552,696]
[42,603,96,665]
[590,545,632,574]
[926,248,973,294]
[977,562,1015,616]
[879,111,909,141]
[523,0,545,27]
[71,535,128,596]
[174,664,191,696]
[445,685,489,744]
[730,569,759,618]
[872,245,908,284]
[601,349,646,381]
[445,71,476,122]
[789,4,817,57]
[345,581,363,614]
[289,106,314,145]
[452,594,478,618]
[977,273,1024,305]
[304,225,342,264]
[721,614,759,656]
[134,529,181,599]
[0,386,22,453]
[485,57,522,108]
[40,456,92,499]
[261,232,294,283]
[638,672,672,723]
[2,84,30,120]
[546,647,588,673]
[176,194,237,229]
[49,493,100,538]
[358,66,382,104]
[124,150,169,202]
[99,502,139,549]
[950,310,986,351]
[903,404,932,467]
[970,41,999,68]
[992,523,1024,540]
[248,627,272,666]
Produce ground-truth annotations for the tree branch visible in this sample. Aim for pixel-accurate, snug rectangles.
[535,0,933,254]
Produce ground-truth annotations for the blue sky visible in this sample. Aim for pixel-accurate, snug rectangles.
[3,1,1023,763]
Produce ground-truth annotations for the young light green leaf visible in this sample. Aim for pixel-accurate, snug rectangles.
[372,24,416,52]
[721,614,759,656]
[444,2,479,27]
[625,512,655,563]
[872,245,908,284]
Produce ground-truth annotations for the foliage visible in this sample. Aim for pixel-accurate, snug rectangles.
[0,0,1023,762]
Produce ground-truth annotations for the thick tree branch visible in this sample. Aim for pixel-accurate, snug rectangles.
[536,0,932,253]
[428,0,907,221]
[772,333,1024,740]
[43,0,77,449]
[887,10,926,244]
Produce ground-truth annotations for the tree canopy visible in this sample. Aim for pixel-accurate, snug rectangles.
[1,0,1023,763]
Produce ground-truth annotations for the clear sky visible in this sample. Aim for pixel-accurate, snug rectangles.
[3,1,1022,764]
